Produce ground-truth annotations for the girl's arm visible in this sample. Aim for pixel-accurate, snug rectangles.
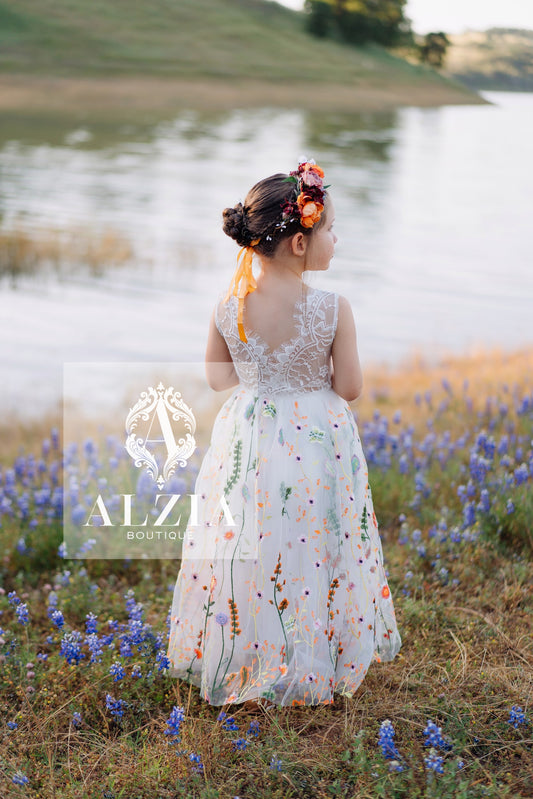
[330,295,363,402]
[205,308,240,391]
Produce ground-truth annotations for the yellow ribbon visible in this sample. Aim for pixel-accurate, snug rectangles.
[224,238,260,343]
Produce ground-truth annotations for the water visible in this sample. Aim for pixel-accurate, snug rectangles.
[1,91,532,416]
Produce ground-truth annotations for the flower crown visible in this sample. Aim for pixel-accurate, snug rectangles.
[275,158,327,234]
[259,158,328,243]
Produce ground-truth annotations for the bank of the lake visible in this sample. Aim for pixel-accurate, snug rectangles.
[0,74,484,117]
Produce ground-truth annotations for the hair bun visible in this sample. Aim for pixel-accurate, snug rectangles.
[222,202,250,247]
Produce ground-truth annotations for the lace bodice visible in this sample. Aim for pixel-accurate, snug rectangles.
[215,286,339,395]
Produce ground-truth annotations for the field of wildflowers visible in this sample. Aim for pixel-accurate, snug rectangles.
[1,350,532,798]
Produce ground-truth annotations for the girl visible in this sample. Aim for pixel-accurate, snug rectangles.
[167,160,401,706]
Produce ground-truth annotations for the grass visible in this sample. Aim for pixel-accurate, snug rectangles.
[1,349,532,797]
[0,226,133,282]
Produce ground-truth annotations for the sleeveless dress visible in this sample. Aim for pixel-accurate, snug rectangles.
[167,284,401,706]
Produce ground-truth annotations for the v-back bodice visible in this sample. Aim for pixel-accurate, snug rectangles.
[215,286,339,395]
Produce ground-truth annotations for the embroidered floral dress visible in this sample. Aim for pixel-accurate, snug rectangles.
[167,285,401,706]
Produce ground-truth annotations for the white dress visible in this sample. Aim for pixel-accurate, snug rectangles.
[167,285,401,706]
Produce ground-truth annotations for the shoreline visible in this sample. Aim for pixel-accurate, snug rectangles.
[0,74,489,116]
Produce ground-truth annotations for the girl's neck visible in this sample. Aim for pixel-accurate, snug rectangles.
[256,254,305,289]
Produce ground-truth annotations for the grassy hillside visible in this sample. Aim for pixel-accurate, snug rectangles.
[0,0,478,94]
[445,28,533,91]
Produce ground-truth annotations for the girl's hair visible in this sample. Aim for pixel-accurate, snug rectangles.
[222,173,326,258]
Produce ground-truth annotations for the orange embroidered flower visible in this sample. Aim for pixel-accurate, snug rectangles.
[224,531,234,541]
[193,648,202,659]
[279,663,288,675]
[381,585,390,599]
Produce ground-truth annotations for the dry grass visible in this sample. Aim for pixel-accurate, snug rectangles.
[0,225,133,280]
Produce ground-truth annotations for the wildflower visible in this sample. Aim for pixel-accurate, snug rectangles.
[85,612,98,634]
[248,720,260,737]
[71,712,82,728]
[12,772,29,786]
[105,694,126,719]
[59,631,85,665]
[423,720,452,751]
[508,706,528,728]
[15,603,30,626]
[50,610,65,629]
[377,719,402,761]
[189,752,204,773]
[232,737,248,751]
[215,612,229,626]
[424,748,444,774]
[506,499,515,514]
[165,705,185,743]
[7,721,18,730]
[109,661,125,681]
[218,712,239,731]
[58,542,68,558]
[270,756,282,771]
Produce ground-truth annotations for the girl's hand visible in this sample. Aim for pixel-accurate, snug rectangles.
[331,295,363,402]
[205,308,240,391]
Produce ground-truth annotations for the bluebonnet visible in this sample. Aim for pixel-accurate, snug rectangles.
[15,603,30,626]
[59,631,85,665]
[164,705,185,744]
[218,712,239,731]
[232,738,248,751]
[85,613,98,634]
[71,712,82,728]
[248,720,260,737]
[7,720,18,730]
[109,661,125,681]
[189,753,204,773]
[50,610,65,629]
[12,772,29,786]
[377,719,403,765]
[507,706,528,728]
[85,633,104,663]
[269,756,282,771]
[424,748,444,774]
[105,694,126,719]
[423,720,452,751]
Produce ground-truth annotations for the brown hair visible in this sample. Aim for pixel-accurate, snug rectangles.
[222,173,326,257]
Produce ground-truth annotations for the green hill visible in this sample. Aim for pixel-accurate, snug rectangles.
[445,28,533,91]
[0,0,481,106]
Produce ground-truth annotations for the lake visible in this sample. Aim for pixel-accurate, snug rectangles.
[1,90,532,416]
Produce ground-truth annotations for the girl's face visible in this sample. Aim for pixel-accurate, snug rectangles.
[304,197,337,271]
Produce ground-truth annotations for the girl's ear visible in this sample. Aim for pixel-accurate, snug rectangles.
[290,231,307,257]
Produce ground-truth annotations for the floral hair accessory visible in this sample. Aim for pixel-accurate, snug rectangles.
[276,158,327,233]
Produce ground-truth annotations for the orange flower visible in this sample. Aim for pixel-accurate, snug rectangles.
[279,663,288,675]
[381,585,390,599]
[297,193,324,228]
[194,648,202,659]
[224,531,234,541]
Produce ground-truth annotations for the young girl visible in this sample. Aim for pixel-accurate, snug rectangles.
[167,160,401,706]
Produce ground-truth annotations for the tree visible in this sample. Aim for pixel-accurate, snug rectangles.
[305,0,410,47]
[419,32,450,68]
